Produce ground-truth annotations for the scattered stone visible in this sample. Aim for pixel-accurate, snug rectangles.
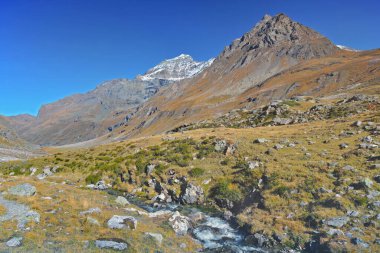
[29,167,38,176]
[145,232,163,245]
[107,215,137,230]
[370,164,380,170]
[223,210,233,220]
[362,136,373,143]
[6,237,23,247]
[324,216,349,228]
[352,121,362,127]
[339,143,348,149]
[342,165,355,171]
[214,140,227,152]
[87,181,110,190]
[254,138,269,144]
[168,211,191,236]
[327,229,344,236]
[80,207,101,216]
[8,183,36,197]
[273,144,283,150]
[115,196,129,206]
[95,239,128,251]
[374,175,380,183]
[248,161,260,170]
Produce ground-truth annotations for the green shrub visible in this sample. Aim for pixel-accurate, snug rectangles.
[273,185,292,198]
[210,179,243,203]
[189,167,205,177]
[85,173,102,184]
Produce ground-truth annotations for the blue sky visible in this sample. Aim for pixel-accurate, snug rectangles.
[1,0,379,116]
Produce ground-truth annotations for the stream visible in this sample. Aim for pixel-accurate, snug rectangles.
[114,192,267,253]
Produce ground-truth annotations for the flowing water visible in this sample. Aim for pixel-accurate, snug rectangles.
[117,193,267,253]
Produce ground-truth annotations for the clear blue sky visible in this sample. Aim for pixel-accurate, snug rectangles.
[1,0,379,116]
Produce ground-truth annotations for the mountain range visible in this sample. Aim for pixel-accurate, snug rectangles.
[1,13,379,147]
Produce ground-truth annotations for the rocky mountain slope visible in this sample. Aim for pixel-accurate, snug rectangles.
[5,55,213,146]
[109,13,379,141]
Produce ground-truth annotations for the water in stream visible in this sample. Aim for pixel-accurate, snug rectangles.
[123,194,267,253]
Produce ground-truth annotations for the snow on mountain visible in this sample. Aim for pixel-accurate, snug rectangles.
[137,54,215,81]
[336,45,360,52]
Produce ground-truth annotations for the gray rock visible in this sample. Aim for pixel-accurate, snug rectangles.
[339,143,348,149]
[327,229,344,236]
[29,167,38,176]
[86,217,100,226]
[215,140,227,152]
[273,144,283,150]
[8,183,36,197]
[80,207,101,216]
[180,183,204,205]
[168,211,191,236]
[145,164,155,175]
[248,161,260,170]
[95,239,128,251]
[324,216,349,228]
[254,138,269,144]
[6,237,23,247]
[107,215,137,230]
[351,237,369,248]
[347,210,360,217]
[342,165,355,171]
[115,196,129,206]
[362,136,373,143]
[144,232,163,245]
[370,164,380,170]
[352,121,362,127]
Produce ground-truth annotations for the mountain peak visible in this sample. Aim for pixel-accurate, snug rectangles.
[137,54,214,81]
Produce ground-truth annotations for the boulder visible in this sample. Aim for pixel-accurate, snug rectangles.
[115,196,129,206]
[180,183,204,205]
[80,207,101,216]
[324,216,349,228]
[168,211,191,236]
[6,237,23,247]
[107,215,137,230]
[214,140,227,152]
[145,164,155,175]
[8,183,36,197]
[95,239,128,251]
[254,138,269,144]
[144,232,163,245]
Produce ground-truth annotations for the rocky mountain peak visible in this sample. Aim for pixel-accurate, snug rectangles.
[137,54,214,81]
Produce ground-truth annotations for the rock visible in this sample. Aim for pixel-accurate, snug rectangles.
[18,210,40,229]
[180,183,204,205]
[145,232,163,245]
[342,165,355,171]
[115,196,129,206]
[86,217,100,226]
[327,229,344,236]
[347,210,360,217]
[248,161,260,170]
[339,143,348,149]
[370,164,380,170]
[374,175,380,183]
[43,167,53,176]
[80,207,101,216]
[254,138,269,144]
[214,140,227,152]
[324,216,349,228]
[168,211,191,236]
[6,237,23,247]
[223,210,233,220]
[107,215,137,230]
[29,167,38,176]
[189,211,205,223]
[351,237,369,248]
[36,173,47,180]
[273,144,283,150]
[352,121,362,127]
[225,143,237,155]
[362,136,373,143]
[146,164,155,175]
[247,233,269,248]
[95,239,128,251]
[87,181,110,190]
[363,178,373,188]
[8,183,36,197]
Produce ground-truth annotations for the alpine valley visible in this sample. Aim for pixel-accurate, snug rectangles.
[0,13,379,253]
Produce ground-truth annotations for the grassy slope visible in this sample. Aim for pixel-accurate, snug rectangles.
[1,105,379,251]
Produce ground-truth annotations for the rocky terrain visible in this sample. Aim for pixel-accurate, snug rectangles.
[0,13,379,253]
